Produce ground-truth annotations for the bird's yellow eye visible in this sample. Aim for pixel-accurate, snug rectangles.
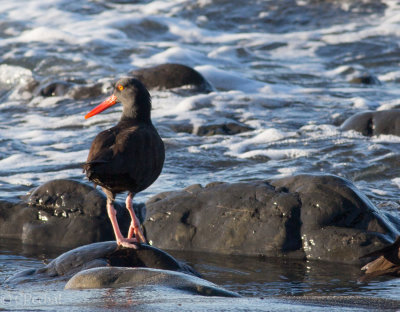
[117,84,124,91]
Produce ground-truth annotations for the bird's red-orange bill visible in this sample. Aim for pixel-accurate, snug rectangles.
[85,94,118,119]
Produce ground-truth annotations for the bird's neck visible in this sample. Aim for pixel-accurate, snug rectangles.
[121,106,151,122]
[121,96,152,122]
[119,112,151,125]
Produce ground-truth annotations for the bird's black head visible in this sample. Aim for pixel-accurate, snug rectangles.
[84,77,151,122]
[114,77,151,121]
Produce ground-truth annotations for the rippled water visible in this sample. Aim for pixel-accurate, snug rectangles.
[1,0,400,310]
[1,238,400,311]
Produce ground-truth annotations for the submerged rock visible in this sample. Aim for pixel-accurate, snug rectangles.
[349,74,381,85]
[7,241,237,297]
[341,109,400,136]
[170,121,253,136]
[35,81,72,97]
[68,82,106,100]
[65,267,238,297]
[7,241,200,284]
[0,179,144,248]
[143,174,399,264]
[28,78,109,100]
[131,63,214,93]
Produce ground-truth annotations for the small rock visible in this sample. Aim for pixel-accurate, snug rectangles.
[131,63,214,93]
[349,74,381,85]
[35,81,72,97]
[341,109,400,136]
[170,121,253,136]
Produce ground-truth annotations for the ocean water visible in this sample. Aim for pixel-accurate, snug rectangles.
[1,0,400,310]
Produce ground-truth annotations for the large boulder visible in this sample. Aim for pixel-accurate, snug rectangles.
[131,63,214,93]
[271,175,399,263]
[143,174,399,264]
[341,109,400,136]
[0,179,143,248]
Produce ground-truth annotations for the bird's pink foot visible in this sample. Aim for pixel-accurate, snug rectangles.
[128,223,147,244]
[116,237,139,249]
[126,193,147,244]
[106,199,141,249]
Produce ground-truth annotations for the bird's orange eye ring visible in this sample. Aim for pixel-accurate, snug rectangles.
[117,84,124,91]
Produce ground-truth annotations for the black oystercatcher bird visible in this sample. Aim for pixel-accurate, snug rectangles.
[83,78,165,248]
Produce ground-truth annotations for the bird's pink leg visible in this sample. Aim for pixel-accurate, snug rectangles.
[106,198,138,249]
[126,193,147,244]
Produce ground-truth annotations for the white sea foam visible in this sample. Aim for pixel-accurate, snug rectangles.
[275,167,300,178]
[196,65,265,92]
[393,178,400,189]
[370,189,388,196]
[371,135,400,143]
[379,71,400,82]
[0,64,33,85]
[351,97,373,109]
[237,148,315,160]
[377,99,400,111]
[132,47,209,68]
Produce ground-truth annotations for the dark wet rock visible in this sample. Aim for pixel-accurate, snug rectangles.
[35,81,72,97]
[65,266,238,297]
[349,74,381,85]
[6,241,238,298]
[7,241,201,283]
[130,63,214,93]
[341,109,400,136]
[68,82,106,100]
[196,122,253,136]
[29,79,108,100]
[0,179,144,248]
[143,174,399,264]
[170,121,253,136]
[145,181,304,259]
[271,175,399,263]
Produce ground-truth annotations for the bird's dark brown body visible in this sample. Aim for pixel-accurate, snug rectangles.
[83,77,164,248]
[84,119,164,198]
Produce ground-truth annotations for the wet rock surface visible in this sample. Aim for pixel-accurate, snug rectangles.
[0,179,143,248]
[35,81,72,97]
[143,174,399,264]
[65,266,238,297]
[23,64,213,101]
[6,241,200,284]
[23,78,110,100]
[170,121,253,136]
[349,74,381,85]
[68,82,105,100]
[271,175,399,263]
[131,63,214,93]
[341,109,400,136]
[6,241,238,297]
[2,176,399,264]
